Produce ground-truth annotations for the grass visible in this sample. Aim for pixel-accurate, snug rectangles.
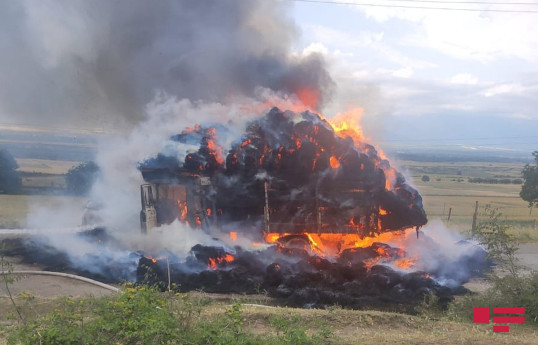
[0,291,536,345]
[21,174,66,189]
[15,159,79,175]
[1,158,537,240]
[0,157,536,343]
[401,160,538,242]
[0,194,88,229]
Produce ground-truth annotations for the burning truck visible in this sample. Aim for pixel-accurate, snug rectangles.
[130,108,485,308]
[1,107,487,310]
[139,107,427,257]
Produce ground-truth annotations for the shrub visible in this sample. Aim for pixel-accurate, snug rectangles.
[8,286,182,345]
[447,207,537,325]
[65,161,100,196]
[0,149,21,194]
[6,286,333,345]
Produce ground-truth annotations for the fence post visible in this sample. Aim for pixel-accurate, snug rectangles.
[447,208,452,223]
[471,201,479,236]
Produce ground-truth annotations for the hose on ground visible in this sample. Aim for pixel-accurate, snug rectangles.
[0,270,119,293]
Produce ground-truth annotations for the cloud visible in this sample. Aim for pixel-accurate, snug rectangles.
[393,67,413,78]
[355,4,538,62]
[450,73,478,85]
[482,83,526,97]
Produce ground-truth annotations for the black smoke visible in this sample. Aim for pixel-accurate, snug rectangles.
[0,0,333,129]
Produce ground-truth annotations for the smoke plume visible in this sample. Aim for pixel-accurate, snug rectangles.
[0,0,333,129]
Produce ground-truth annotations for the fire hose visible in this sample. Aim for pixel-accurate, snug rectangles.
[0,271,119,293]
[0,225,101,236]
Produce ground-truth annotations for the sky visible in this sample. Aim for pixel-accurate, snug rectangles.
[289,0,538,154]
[0,0,536,156]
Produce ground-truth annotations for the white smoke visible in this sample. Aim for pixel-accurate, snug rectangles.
[91,91,312,234]
[385,219,487,287]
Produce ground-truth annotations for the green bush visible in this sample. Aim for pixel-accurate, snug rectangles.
[9,286,182,345]
[65,161,100,196]
[6,286,333,345]
[448,272,538,325]
[270,314,331,345]
[0,148,21,194]
[447,207,538,325]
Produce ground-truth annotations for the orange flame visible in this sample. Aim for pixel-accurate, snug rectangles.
[143,255,158,264]
[383,168,396,191]
[224,254,235,263]
[265,230,412,258]
[207,253,235,270]
[205,128,224,165]
[393,257,416,269]
[229,232,238,241]
[295,88,320,110]
[328,108,364,146]
[324,108,398,192]
[329,156,340,169]
[178,201,188,221]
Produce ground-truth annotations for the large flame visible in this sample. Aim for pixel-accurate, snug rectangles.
[140,105,426,272]
[264,228,417,269]
[328,108,364,144]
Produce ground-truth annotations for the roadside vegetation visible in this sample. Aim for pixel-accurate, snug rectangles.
[1,155,537,343]
[1,286,537,345]
[1,210,537,344]
[2,285,333,345]
[0,149,21,194]
[445,207,537,325]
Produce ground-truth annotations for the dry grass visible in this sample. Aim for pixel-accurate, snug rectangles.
[190,300,538,345]
[15,158,79,175]
[1,294,536,345]
[0,194,88,228]
[21,175,66,189]
[402,161,538,242]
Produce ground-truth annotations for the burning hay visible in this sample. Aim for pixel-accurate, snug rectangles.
[139,107,427,242]
[0,108,490,310]
[130,107,487,308]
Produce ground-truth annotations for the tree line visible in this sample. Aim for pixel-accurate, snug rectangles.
[467,177,523,184]
[0,148,99,196]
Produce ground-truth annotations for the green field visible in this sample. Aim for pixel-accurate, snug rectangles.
[1,159,537,344]
[1,159,537,240]
[402,160,537,241]
[16,158,79,175]
[0,194,88,228]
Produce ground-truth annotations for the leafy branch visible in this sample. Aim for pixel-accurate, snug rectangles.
[0,244,24,323]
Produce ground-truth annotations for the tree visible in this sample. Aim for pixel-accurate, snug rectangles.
[520,151,538,208]
[421,175,430,182]
[65,161,100,196]
[0,148,21,194]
